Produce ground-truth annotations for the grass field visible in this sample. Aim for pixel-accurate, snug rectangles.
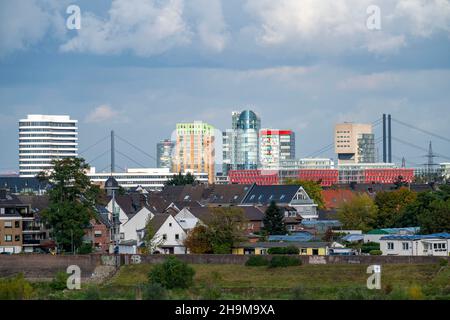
[50,262,450,300]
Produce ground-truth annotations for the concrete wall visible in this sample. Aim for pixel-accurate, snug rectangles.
[0,254,102,280]
[1,254,449,280]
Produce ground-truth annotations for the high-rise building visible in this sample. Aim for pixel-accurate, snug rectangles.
[173,121,215,183]
[334,123,375,165]
[19,115,78,177]
[259,129,295,169]
[222,110,261,174]
[156,139,174,169]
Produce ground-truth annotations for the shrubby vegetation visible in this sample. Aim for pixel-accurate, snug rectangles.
[245,256,270,266]
[0,274,34,300]
[148,257,195,289]
[267,246,300,255]
[268,256,302,268]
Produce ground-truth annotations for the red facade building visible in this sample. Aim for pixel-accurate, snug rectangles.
[229,170,279,185]
[297,169,339,187]
[364,168,414,184]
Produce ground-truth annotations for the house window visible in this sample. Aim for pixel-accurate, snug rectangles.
[15,221,20,228]
[120,233,125,240]
[0,208,4,214]
[163,234,167,240]
[15,235,20,242]
[94,230,102,237]
[402,242,409,250]
[4,221,12,228]
[387,242,394,250]
[169,223,172,227]
[4,235,12,242]
[175,234,179,240]
[300,249,307,254]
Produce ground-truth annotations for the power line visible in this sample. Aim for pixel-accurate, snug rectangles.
[391,118,450,144]
[392,136,450,161]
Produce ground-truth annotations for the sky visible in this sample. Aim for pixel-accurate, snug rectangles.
[1,0,450,173]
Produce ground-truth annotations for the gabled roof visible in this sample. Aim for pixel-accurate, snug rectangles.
[186,206,265,223]
[321,189,356,209]
[205,184,252,204]
[241,185,301,205]
[108,194,145,217]
[148,214,172,233]
[0,192,24,206]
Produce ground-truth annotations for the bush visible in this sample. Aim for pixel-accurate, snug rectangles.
[361,242,380,254]
[77,242,93,254]
[268,256,301,268]
[438,258,448,267]
[267,246,299,255]
[245,256,270,266]
[50,271,69,291]
[148,257,195,289]
[369,250,382,256]
[142,283,168,300]
[0,274,34,300]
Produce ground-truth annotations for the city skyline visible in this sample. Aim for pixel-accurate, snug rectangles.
[1,1,450,172]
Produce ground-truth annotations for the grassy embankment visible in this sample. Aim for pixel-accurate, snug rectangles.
[31,262,450,300]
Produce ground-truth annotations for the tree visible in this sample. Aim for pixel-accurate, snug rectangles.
[165,172,196,186]
[418,199,450,234]
[142,220,164,254]
[263,201,287,235]
[206,207,247,254]
[374,188,417,228]
[38,158,97,252]
[148,257,195,289]
[285,179,325,209]
[184,225,213,254]
[337,193,378,232]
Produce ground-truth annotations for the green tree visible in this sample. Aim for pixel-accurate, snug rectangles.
[337,193,378,232]
[38,157,97,252]
[148,257,195,289]
[263,201,287,235]
[165,172,196,186]
[285,179,325,209]
[142,221,164,254]
[206,207,247,254]
[418,199,450,234]
[374,188,417,228]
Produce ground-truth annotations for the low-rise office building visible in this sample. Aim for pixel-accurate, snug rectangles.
[380,233,450,256]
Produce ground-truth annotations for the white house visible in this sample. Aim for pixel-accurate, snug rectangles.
[138,214,188,254]
[174,207,203,231]
[380,233,450,256]
[120,206,154,241]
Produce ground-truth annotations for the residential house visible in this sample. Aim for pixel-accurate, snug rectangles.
[83,205,112,253]
[364,227,420,244]
[0,190,25,253]
[240,184,318,220]
[380,233,450,256]
[138,214,187,254]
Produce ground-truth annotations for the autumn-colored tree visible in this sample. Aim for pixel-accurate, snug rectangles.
[337,193,378,232]
[184,225,213,254]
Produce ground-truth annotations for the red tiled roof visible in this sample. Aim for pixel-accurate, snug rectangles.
[321,189,356,210]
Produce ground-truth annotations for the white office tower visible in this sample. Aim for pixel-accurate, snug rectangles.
[19,115,78,177]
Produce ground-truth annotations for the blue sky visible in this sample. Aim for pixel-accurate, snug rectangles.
[1,0,450,173]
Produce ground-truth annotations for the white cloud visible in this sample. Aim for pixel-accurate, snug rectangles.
[338,72,399,90]
[188,0,229,52]
[0,0,65,57]
[244,0,450,55]
[85,105,120,123]
[60,0,191,56]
